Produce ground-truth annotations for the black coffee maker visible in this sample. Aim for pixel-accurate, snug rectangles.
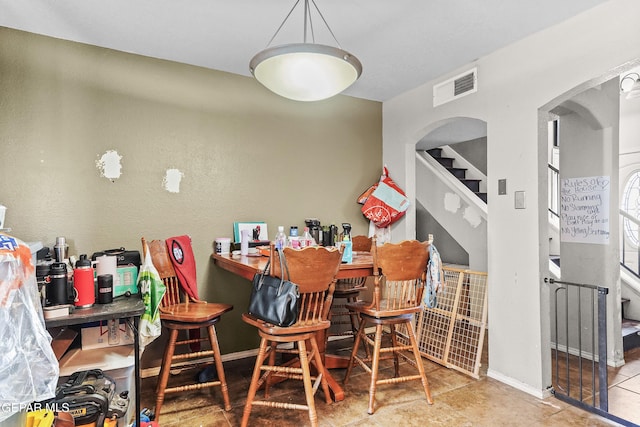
[304,218,322,245]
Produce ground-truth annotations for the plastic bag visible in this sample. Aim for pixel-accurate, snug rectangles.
[361,167,410,228]
[137,240,166,352]
[423,244,443,309]
[0,234,59,422]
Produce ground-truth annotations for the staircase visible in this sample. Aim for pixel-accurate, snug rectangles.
[622,311,640,351]
[415,148,488,271]
[426,148,487,202]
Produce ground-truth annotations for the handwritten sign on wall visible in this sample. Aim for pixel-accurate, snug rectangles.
[560,176,610,244]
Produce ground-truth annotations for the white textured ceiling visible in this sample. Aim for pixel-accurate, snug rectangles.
[0,0,607,102]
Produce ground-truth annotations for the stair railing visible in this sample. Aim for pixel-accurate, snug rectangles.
[548,164,560,218]
[620,209,640,279]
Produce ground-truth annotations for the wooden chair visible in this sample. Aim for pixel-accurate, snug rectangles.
[241,245,343,427]
[329,235,372,340]
[343,238,433,415]
[142,237,233,422]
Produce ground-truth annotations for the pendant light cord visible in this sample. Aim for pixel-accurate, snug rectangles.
[264,0,343,48]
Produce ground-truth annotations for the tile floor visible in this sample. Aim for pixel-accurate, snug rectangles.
[138,337,636,427]
[598,346,640,425]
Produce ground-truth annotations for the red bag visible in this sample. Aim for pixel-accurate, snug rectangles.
[361,167,410,228]
[357,182,378,205]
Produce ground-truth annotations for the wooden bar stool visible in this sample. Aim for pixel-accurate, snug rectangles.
[142,237,233,422]
[241,245,342,427]
[343,238,433,415]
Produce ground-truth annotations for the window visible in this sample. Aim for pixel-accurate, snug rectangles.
[622,170,640,246]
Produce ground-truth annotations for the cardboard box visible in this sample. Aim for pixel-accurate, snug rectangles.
[81,318,135,350]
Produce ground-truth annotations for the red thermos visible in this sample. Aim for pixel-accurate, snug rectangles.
[73,254,95,308]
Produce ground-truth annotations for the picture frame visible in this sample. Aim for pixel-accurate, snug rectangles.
[233,222,269,243]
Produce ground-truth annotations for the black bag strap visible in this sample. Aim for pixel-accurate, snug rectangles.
[278,247,291,282]
[255,247,292,295]
[262,257,271,276]
[276,247,292,296]
[255,258,271,290]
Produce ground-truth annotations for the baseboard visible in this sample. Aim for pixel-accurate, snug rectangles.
[487,369,552,399]
[141,348,260,379]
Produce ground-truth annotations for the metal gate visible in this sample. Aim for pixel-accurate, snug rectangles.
[546,277,638,426]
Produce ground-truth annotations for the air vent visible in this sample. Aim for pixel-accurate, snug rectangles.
[433,67,477,107]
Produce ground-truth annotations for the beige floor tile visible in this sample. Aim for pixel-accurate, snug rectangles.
[616,374,640,393]
[140,337,637,427]
[608,385,640,425]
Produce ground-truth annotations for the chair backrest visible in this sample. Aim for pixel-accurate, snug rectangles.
[142,237,184,308]
[351,235,373,252]
[372,239,429,312]
[270,245,342,325]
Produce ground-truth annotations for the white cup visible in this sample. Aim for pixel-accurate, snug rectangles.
[93,255,119,287]
[215,237,231,254]
[240,229,250,255]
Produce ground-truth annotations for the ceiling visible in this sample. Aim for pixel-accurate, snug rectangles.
[0,0,608,102]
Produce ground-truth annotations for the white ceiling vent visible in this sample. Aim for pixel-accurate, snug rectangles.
[433,67,477,107]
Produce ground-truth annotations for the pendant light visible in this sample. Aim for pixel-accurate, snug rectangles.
[621,72,640,99]
[249,0,362,102]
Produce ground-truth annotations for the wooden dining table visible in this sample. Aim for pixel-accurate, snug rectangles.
[211,248,374,402]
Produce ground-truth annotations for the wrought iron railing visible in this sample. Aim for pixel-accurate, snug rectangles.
[621,209,640,279]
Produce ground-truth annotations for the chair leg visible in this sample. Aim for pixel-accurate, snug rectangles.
[389,324,400,378]
[347,296,360,340]
[368,324,384,415]
[206,325,231,411]
[264,341,278,398]
[297,339,318,427]
[154,328,179,421]
[343,317,367,384]
[241,337,270,427]
[405,320,433,404]
[308,337,332,405]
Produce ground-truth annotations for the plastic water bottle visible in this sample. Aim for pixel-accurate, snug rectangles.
[275,226,287,250]
[301,226,315,247]
[341,236,353,263]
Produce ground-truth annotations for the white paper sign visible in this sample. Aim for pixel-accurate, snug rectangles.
[560,176,610,244]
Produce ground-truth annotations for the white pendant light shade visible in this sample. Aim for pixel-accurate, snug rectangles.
[250,0,362,102]
[250,43,362,102]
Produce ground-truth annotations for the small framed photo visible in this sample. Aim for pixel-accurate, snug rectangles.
[233,222,269,243]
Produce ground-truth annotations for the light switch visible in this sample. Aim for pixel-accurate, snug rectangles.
[498,179,507,195]
[515,191,526,209]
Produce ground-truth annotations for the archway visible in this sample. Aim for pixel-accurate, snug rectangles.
[537,65,640,423]
[414,117,488,271]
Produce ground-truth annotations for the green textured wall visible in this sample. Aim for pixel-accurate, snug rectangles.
[0,27,382,364]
